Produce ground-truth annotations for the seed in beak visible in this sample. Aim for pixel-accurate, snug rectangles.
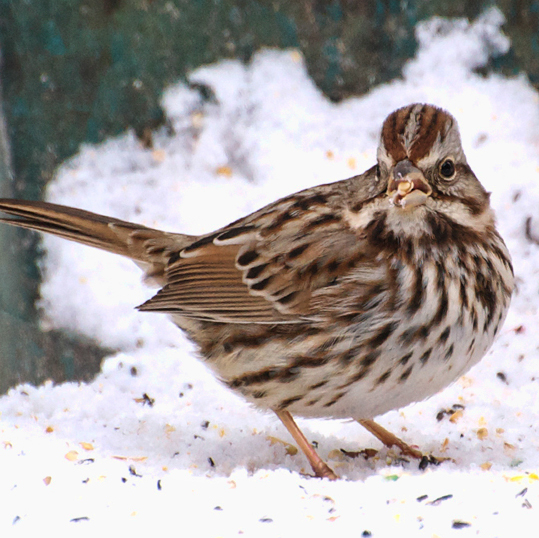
[397,180,413,197]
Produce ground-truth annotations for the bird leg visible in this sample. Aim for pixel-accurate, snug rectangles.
[275,410,338,480]
[357,419,423,459]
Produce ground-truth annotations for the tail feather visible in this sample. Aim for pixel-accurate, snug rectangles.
[0,199,192,265]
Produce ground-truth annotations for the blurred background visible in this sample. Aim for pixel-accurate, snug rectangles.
[0,0,537,393]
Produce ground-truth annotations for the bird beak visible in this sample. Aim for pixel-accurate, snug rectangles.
[387,160,432,209]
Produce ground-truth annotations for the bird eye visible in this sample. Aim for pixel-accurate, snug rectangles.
[439,158,456,179]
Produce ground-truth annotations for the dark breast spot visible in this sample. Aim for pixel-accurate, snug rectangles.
[375,369,392,386]
[277,366,301,383]
[470,306,478,331]
[309,380,328,390]
[475,272,497,326]
[360,349,382,368]
[399,365,414,383]
[346,368,370,385]
[323,392,346,408]
[367,322,398,348]
[438,327,451,344]
[407,267,424,316]
[399,327,416,346]
[278,395,304,409]
[419,348,432,365]
[399,325,429,345]
[228,367,279,388]
[459,275,469,310]
[339,348,358,365]
[399,352,413,366]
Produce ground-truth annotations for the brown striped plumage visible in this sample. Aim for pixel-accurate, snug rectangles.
[0,104,514,479]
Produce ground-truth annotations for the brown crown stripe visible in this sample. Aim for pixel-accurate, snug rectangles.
[381,104,451,163]
[408,106,448,162]
[381,106,409,162]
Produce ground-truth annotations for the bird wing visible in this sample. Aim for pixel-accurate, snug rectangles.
[139,182,386,324]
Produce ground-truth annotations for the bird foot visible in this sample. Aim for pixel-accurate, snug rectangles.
[275,409,339,480]
[357,418,450,467]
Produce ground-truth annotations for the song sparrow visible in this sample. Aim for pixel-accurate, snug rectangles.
[0,104,514,479]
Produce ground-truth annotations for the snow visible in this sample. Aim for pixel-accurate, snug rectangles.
[2,7,539,536]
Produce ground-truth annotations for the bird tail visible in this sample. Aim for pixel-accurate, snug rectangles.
[0,199,191,267]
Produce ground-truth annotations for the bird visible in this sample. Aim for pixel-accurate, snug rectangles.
[0,103,514,479]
